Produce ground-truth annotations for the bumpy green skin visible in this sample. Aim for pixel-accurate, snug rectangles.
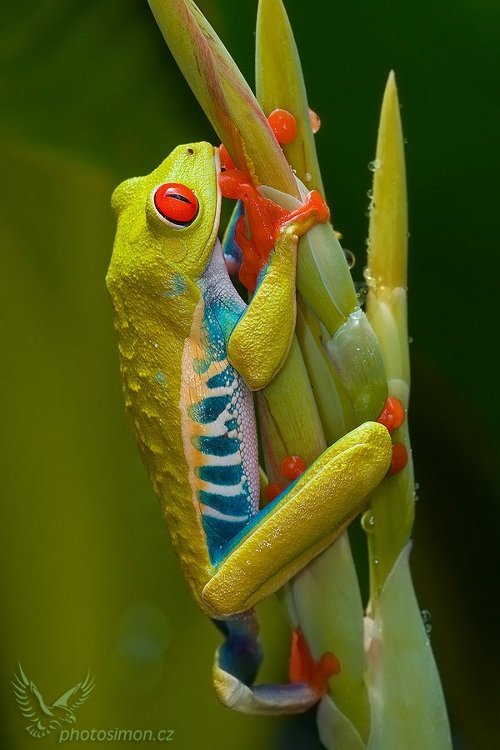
[107,143,220,609]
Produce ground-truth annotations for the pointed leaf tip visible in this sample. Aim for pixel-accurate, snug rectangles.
[148,0,296,193]
[367,69,407,292]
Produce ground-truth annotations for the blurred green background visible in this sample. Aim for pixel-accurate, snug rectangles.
[1,1,499,748]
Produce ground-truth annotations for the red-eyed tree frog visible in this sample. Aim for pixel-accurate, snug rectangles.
[106,142,392,714]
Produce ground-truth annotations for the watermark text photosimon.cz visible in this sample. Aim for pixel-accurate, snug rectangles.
[59,728,175,743]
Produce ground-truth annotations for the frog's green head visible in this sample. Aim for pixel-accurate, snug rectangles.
[107,142,220,299]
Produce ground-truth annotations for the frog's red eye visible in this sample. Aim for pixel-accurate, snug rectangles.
[153,182,199,227]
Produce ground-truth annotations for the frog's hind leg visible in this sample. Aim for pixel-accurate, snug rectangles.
[203,422,392,617]
[213,611,263,691]
[212,611,334,714]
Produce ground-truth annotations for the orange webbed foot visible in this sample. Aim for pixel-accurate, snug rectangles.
[289,628,340,696]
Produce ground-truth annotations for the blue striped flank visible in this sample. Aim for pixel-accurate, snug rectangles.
[189,395,230,424]
[199,490,249,516]
[193,435,240,456]
[202,515,249,562]
[197,463,243,485]
[206,369,232,389]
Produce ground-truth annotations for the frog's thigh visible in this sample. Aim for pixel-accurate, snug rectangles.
[202,422,391,617]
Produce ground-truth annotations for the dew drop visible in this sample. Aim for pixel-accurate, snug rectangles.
[308,107,321,134]
[368,159,382,172]
[342,247,356,269]
[355,281,368,306]
[361,510,375,533]
[421,609,432,635]
[305,172,312,182]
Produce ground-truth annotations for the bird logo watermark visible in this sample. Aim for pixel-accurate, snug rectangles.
[12,663,94,738]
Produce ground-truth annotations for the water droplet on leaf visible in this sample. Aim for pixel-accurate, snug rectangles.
[361,510,375,533]
[355,281,368,306]
[342,247,356,268]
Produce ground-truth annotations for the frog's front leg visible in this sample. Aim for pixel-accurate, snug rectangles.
[227,188,329,390]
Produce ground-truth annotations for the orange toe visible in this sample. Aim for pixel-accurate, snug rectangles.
[289,628,340,696]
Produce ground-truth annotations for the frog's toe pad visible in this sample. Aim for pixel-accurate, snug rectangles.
[289,628,340,696]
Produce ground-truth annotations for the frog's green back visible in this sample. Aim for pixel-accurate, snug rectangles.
[106,143,220,608]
